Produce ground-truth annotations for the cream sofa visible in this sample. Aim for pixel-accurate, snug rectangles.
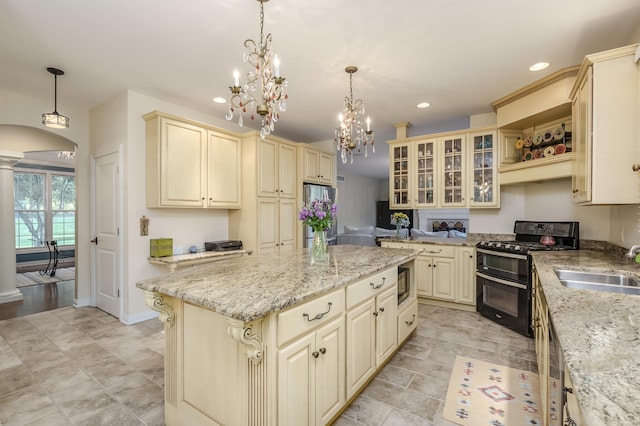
[337,226,409,246]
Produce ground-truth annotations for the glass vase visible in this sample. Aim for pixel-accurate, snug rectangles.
[396,225,402,238]
[311,230,329,265]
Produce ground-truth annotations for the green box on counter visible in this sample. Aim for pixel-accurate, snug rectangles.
[150,238,173,258]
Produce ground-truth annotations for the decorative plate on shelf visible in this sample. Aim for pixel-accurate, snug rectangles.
[534,134,544,145]
[543,131,554,143]
[555,144,566,155]
[543,146,555,157]
[554,127,565,140]
[515,138,524,149]
[524,136,533,147]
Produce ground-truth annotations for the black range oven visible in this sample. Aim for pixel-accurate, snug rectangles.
[476,221,579,337]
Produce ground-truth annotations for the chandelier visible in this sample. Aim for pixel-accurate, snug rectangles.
[334,66,374,164]
[42,67,69,129]
[225,0,288,139]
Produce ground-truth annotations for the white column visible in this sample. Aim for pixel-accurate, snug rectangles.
[0,150,24,304]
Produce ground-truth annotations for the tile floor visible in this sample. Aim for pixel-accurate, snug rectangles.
[0,302,537,426]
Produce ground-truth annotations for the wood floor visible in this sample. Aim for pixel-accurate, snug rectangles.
[0,281,74,321]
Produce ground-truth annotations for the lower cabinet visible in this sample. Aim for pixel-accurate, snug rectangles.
[457,247,476,304]
[277,315,345,426]
[345,285,398,399]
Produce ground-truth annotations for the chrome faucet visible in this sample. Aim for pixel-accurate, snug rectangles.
[626,245,640,258]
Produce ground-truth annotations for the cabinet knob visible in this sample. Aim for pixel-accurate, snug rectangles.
[379,307,385,313]
[201,197,205,201]
[373,311,379,317]
[633,164,640,172]
[572,189,579,194]
[319,347,326,355]
[312,351,319,359]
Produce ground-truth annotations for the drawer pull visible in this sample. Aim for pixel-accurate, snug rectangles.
[370,277,386,289]
[302,302,333,322]
[405,314,416,326]
[424,249,442,254]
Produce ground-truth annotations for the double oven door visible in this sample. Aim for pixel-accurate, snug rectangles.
[476,248,532,336]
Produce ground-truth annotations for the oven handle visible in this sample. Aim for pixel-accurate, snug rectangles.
[476,248,528,260]
[476,272,528,290]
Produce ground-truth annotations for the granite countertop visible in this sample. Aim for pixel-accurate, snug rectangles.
[137,244,419,323]
[532,250,640,426]
[379,236,472,246]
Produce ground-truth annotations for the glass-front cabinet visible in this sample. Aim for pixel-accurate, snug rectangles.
[469,130,498,207]
[390,142,412,209]
[441,135,466,207]
[414,139,437,207]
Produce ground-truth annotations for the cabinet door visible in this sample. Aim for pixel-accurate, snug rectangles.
[468,131,498,208]
[416,256,432,297]
[257,198,278,253]
[315,316,345,426]
[457,247,476,305]
[346,298,376,399]
[278,332,315,426]
[258,138,279,197]
[279,199,297,252]
[207,131,241,208]
[375,287,398,366]
[414,139,437,207]
[302,148,321,182]
[160,119,206,207]
[318,152,334,185]
[390,142,412,209]
[431,257,455,301]
[572,67,592,203]
[440,135,466,207]
[279,143,297,198]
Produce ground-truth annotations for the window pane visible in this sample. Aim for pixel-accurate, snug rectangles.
[52,211,76,246]
[52,175,76,210]
[14,172,45,210]
[15,211,45,248]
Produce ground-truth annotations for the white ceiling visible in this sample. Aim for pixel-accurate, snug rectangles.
[2,0,639,178]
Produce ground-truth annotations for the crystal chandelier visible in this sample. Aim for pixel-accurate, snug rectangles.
[334,66,374,164]
[225,0,288,139]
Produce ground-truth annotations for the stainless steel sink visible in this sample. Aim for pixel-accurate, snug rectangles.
[555,269,640,295]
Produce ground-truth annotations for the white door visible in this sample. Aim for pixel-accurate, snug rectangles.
[93,152,121,318]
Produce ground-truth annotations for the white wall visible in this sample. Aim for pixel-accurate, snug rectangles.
[335,171,384,231]
[0,89,92,306]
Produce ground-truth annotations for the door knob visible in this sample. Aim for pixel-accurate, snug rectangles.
[90,237,98,245]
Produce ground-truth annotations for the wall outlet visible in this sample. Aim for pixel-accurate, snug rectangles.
[173,246,184,255]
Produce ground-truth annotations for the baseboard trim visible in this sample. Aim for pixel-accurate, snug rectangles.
[73,298,92,308]
[122,310,159,325]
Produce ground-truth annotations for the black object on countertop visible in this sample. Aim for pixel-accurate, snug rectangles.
[204,240,243,252]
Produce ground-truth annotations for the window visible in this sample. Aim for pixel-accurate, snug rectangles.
[14,167,76,249]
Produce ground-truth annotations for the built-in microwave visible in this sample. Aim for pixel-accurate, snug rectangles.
[398,266,410,305]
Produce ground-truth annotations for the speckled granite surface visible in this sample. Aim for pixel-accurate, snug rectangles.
[532,250,640,426]
[137,245,419,323]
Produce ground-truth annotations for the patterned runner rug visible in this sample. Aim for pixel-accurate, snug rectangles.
[15,267,75,288]
[443,356,543,426]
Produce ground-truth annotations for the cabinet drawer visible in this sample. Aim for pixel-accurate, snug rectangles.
[277,289,345,347]
[397,299,418,343]
[418,245,454,258]
[346,267,397,309]
[381,242,418,250]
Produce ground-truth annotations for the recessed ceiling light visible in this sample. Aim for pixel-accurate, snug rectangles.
[529,62,550,71]
[417,102,431,109]
[213,97,226,104]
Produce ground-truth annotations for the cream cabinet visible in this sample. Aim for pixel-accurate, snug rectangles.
[259,137,297,198]
[229,133,297,253]
[456,247,476,305]
[468,131,498,207]
[389,127,497,209]
[300,146,335,186]
[145,112,241,209]
[257,198,296,253]
[345,267,398,399]
[277,315,345,426]
[570,44,639,204]
[532,267,550,425]
[563,361,585,425]
[416,247,456,301]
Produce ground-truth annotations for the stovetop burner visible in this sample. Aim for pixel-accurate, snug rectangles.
[476,220,580,254]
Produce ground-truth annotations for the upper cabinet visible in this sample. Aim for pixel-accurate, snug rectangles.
[492,67,579,185]
[570,44,640,205]
[300,146,335,186]
[145,111,241,209]
[259,137,297,198]
[388,125,498,209]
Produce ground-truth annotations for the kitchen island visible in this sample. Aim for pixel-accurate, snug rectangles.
[532,249,640,426]
[136,245,420,426]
